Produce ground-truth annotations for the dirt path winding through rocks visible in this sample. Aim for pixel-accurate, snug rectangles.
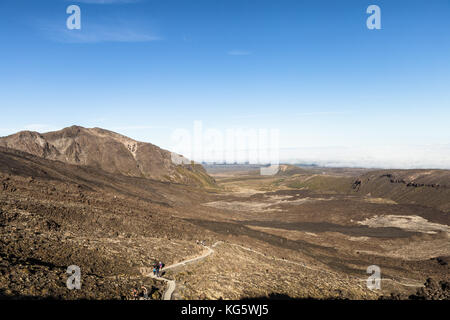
[142,240,422,300]
[142,241,222,300]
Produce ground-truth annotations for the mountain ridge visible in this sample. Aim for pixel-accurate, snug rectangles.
[0,125,216,187]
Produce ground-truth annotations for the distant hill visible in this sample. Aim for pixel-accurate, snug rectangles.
[276,164,306,176]
[351,170,450,213]
[269,166,450,212]
[0,126,215,188]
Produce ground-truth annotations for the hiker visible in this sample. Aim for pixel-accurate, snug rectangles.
[152,266,156,276]
[132,288,138,300]
[141,286,148,299]
[155,265,160,277]
[159,261,163,271]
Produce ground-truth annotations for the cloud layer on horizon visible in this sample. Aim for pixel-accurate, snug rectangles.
[1,124,449,170]
[280,144,450,170]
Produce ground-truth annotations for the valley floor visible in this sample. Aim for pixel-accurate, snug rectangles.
[0,154,449,300]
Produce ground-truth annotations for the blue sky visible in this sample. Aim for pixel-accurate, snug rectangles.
[0,0,449,168]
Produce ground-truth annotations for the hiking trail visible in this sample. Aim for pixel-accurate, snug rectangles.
[141,241,222,300]
[141,240,422,300]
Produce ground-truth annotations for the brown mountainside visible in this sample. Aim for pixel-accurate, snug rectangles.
[0,126,215,187]
[351,169,450,213]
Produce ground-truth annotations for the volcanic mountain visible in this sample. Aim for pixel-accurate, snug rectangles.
[0,125,215,187]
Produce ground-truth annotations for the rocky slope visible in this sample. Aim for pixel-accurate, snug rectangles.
[0,126,215,188]
[0,146,214,299]
[1,148,449,300]
[351,170,450,213]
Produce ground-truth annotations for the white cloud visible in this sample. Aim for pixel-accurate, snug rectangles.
[40,22,160,43]
[280,144,450,169]
[227,50,251,56]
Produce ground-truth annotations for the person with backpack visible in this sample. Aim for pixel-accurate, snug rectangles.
[141,286,148,299]
[132,288,138,300]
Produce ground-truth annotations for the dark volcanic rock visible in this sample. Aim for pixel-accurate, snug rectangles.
[409,278,450,300]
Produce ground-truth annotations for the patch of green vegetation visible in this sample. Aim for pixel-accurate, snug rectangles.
[272,178,285,187]
[286,175,353,193]
[175,165,218,189]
